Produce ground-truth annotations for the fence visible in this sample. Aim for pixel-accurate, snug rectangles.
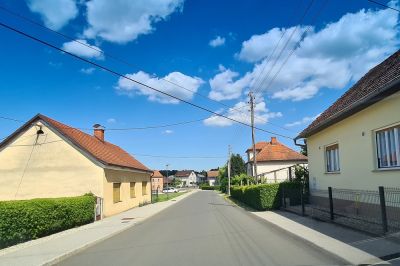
[281,185,400,235]
[257,165,306,184]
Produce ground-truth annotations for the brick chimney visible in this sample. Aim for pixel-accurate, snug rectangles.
[93,124,105,141]
[271,137,277,145]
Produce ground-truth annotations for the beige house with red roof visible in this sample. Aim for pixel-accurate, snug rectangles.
[246,137,307,182]
[152,170,164,192]
[296,50,400,191]
[0,114,153,217]
[207,170,218,186]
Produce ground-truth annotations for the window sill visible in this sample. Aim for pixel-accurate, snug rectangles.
[324,171,341,174]
[113,200,122,204]
[372,167,400,172]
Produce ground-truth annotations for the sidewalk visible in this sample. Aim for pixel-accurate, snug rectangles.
[0,190,198,266]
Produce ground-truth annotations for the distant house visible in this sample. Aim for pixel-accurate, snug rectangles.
[207,170,218,186]
[0,114,153,217]
[175,170,197,187]
[246,137,307,182]
[152,170,164,192]
[296,50,400,192]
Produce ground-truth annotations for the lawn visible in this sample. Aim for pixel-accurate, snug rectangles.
[152,192,186,203]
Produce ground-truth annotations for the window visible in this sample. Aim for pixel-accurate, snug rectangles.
[130,182,136,198]
[325,144,340,172]
[376,125,400,168]
[113,183,121,203]
[142,182,147,195]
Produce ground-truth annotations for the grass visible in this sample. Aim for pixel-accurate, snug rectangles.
[152,192,186,203]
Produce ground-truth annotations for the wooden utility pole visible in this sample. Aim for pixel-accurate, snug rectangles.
[249,92,258,183]
[227,145,231,196]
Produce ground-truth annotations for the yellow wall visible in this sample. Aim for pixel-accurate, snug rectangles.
[307,92,400,191]
[103,169,151,217]
[0,122,104,200]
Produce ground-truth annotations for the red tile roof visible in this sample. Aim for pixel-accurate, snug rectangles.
[207,170,218,179]
[298,50,400,138]
[0,114,151,172]
[245,142,269,152]
[175,170,194,177]
[247,137,307,162]
[152,170,164,178]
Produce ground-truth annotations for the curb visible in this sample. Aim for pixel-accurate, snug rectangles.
[44,190,198,265]
[222,195,385,265]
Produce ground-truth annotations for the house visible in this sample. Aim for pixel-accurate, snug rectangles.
[175,170,198,187]
[207,170,218,186]
[152,170,164,192]
[246,137,307,182]
[0,114,153,217]
[295,50,400,192]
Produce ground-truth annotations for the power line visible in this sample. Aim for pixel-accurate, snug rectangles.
[0,21,294,140]
[367,0,400,12]
[130,153,227,159]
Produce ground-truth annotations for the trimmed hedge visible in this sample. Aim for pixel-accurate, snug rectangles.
[230,182,302,210]
[0,194,96,249]
[200,185,219,190]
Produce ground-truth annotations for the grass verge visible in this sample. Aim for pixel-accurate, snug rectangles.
[152,192,186,203]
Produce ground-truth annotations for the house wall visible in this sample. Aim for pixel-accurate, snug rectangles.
[103,169,151,217]
[256,161,307,182]
[307,91,400,191]
[0,122,103,200]
[152,177,164,192]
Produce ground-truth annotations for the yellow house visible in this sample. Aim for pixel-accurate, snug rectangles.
[0,114,153,217]
[295,50,400,192]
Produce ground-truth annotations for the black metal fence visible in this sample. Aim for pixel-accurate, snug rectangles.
[281,185,400,235]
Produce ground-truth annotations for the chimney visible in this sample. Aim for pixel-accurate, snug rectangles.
[271,137,277,145]
[93,124,105,141]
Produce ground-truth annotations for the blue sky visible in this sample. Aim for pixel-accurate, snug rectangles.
[0,0,399,171]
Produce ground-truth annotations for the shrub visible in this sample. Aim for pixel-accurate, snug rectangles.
[230,182,303,210]
[200,185,218,190]
[0,195,96,249]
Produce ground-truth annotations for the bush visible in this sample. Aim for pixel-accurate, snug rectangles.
[0,195,96,249]
[200,185,218,190]
[230,182,303,210]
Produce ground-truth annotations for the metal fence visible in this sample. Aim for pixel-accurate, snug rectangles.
[281,185,400,235]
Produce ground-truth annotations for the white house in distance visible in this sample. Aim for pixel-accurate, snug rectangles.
[296,50,400,192]
[175,170,198,187]
[207,170,218,186]
[246,137,307,182]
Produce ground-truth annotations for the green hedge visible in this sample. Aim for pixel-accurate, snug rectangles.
[230,182,302,210]
[0,194,96,249]
[200,185,219,190]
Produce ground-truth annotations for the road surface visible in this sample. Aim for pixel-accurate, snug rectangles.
[59,191,345,266]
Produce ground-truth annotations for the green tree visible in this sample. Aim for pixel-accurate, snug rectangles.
[217,167,228,193]
[300,145,307,156]
[230,154,246,177]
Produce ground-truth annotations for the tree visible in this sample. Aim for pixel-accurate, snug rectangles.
[217,166,228,193]
[300,145,307,156]
[230,154,246,177]
[171,178,182,187]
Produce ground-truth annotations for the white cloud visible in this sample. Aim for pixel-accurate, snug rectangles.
[27,0,78,30]
[84,0,184,43]
[209,36,226,47]
[203,99,282,127]
[219,5,399,102]
[107,118,117,124]
[62,40,103,59]
[285,114,321,127]
[163,129,173,134]
[208,69,252,101]
[80,67,95,74]
[116,71,204,104]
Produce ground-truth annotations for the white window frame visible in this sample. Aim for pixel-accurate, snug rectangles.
[325,143,340,173]
[375,124,400,169]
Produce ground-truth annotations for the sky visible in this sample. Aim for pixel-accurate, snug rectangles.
[0,0,399,171]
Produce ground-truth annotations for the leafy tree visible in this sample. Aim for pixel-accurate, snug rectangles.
[230,154,246,177]
[232,173,254,186]
[300,145,307,156]
[217,167,228,193]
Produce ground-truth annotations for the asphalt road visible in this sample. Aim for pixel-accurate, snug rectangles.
[59,191,345,266]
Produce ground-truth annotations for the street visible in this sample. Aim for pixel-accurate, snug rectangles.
[59,191,345,266]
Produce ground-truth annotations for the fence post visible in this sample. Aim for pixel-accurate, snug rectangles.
[378,186,388,234]
[328,187,334,221]
[301,184,305,216]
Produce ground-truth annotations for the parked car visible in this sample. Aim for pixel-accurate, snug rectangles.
[162,187,178,193]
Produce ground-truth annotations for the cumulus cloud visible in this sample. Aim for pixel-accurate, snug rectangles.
[208,68,252,101]
[27,0,78,30]
[203,99,282,127]
[285,114,321,128]
[80,67,95,74]
[209,36,226,47]
[62,40,103,59]
[116,71,204,104]
[84,0,184,43]
[212,5,399,102]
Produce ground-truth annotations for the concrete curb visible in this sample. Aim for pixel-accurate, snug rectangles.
[223,195,386,265]
[44,190,198,266]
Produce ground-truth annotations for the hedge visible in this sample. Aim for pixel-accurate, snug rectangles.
[230,182,303,210]
[0,194,96,249]
[200,185,219,190]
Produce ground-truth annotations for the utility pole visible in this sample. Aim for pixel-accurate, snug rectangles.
[227,145,231,196]
[249,92,258,183]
